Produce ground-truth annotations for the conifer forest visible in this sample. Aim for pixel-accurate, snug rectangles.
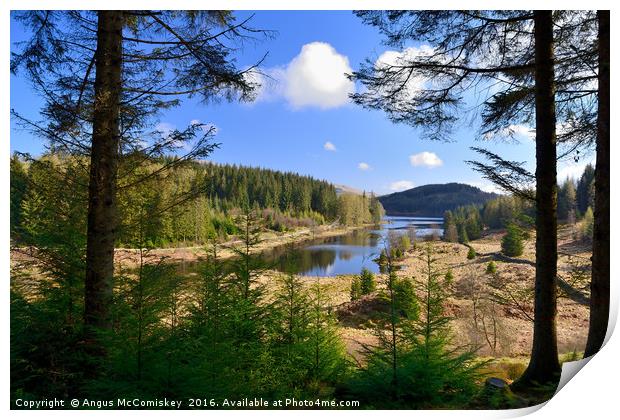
[9,8,610,411]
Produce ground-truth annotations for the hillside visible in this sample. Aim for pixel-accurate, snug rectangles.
[334,184,363,196]
[378,183,498,217]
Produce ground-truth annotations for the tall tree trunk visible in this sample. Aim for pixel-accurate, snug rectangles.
[515,10,561,388]
[84,11,123,334]
[584,10,610,358]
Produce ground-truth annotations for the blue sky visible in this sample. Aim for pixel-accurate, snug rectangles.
[10,11,593,195]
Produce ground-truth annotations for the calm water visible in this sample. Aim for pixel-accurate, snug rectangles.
[261,216,443,277]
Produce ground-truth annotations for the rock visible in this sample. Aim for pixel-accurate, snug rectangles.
[485,377,508,390]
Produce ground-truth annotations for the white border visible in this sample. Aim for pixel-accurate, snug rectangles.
[3,1,618,419]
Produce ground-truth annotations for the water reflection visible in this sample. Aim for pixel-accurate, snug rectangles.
[263,216,443,277]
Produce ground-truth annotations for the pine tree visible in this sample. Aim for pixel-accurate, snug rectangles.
[467,247,477,260]
[350,279,362,301]
[306,279,348,387]
[585,10,610,357]
[501,224,525,257]
[360,268,376,295]
[581,207,594,240]
[557,179,577,221]
[12,10,266,335]
[486,261,498,275]
[458,224,469,245]
[348,245,483,407]
[576,164,595,215]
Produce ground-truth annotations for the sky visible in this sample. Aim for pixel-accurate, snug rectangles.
[9,11,595,195]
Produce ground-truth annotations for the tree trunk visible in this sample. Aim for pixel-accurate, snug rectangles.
[515,10,561,388]
[84,11,123,333]
[584,10,610,357]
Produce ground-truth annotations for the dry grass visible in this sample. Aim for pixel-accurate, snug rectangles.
[294,224,592,361]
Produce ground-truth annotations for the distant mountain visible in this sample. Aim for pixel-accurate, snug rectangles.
[378,183,498,217]
[334,184,364,196]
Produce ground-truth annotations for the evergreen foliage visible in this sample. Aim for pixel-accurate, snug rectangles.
[557,178,577,221]
[350,279,362,301]
[444,269,454,287]
[582,207,594,240]
[576,164,595,215]
[501,224,525,257]
[378,183,496,217]
[486,261,498,274]
[458,224,470,245]
[11,155,383,249]
[360,268,376,295]
[467,247,477,260]
[11,213,350,403]
[346,245,484,408]
[443,211,459,242]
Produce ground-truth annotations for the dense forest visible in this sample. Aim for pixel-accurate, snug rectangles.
[443,165,596,252]
[378,183,497,216]
[10,153,384,248]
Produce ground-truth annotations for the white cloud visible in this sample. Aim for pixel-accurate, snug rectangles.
[155,122,175,136]
[243,69,283,104]
[284,42,355,109]
[324,141,337,152]
[484,124,535,140]
[557,159,595,182]
[252,42,354,109]
[466,181,504,194]
[409,151,443,168]
[508,124,534,139]
[389,180,415,192]
[374,45,434,99]
[358,162,371,171]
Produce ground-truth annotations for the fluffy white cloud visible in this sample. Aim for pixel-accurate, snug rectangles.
[557,159,596,182]
[243,69,283,104]
[509,124,534,139]
[324,141,337,152]
[358,162,371,171]
[466,181,504,194]
[251,42,354,109]
[409,151,443,168]
[374,45,434,99]
[284,42,355,109]
[389,180,415,192]
[484,124,535,140]
[155,122,175,136]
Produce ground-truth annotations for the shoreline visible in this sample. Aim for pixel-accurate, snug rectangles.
[114,223,375,268]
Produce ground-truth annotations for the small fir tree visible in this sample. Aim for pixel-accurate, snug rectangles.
[360,268,376,295]
[501,224,525,257]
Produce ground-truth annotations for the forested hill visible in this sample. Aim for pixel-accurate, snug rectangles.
[10,155,384,248]
[378,183,498,217]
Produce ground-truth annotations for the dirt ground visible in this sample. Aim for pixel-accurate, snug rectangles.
[113,223,370,267]
[11,223,592,365]
[264,224,592,362]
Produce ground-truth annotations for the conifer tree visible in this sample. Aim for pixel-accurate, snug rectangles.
[307,279,348,385]
[360,268,377,295]
[12,10,267,334]
[585,10,610,358]
[501,224,525,257]
[351,11,598,386]
[350,278,362,301]
[458,224,469,245]
[443,210,458,243]
[349,245,483,407]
